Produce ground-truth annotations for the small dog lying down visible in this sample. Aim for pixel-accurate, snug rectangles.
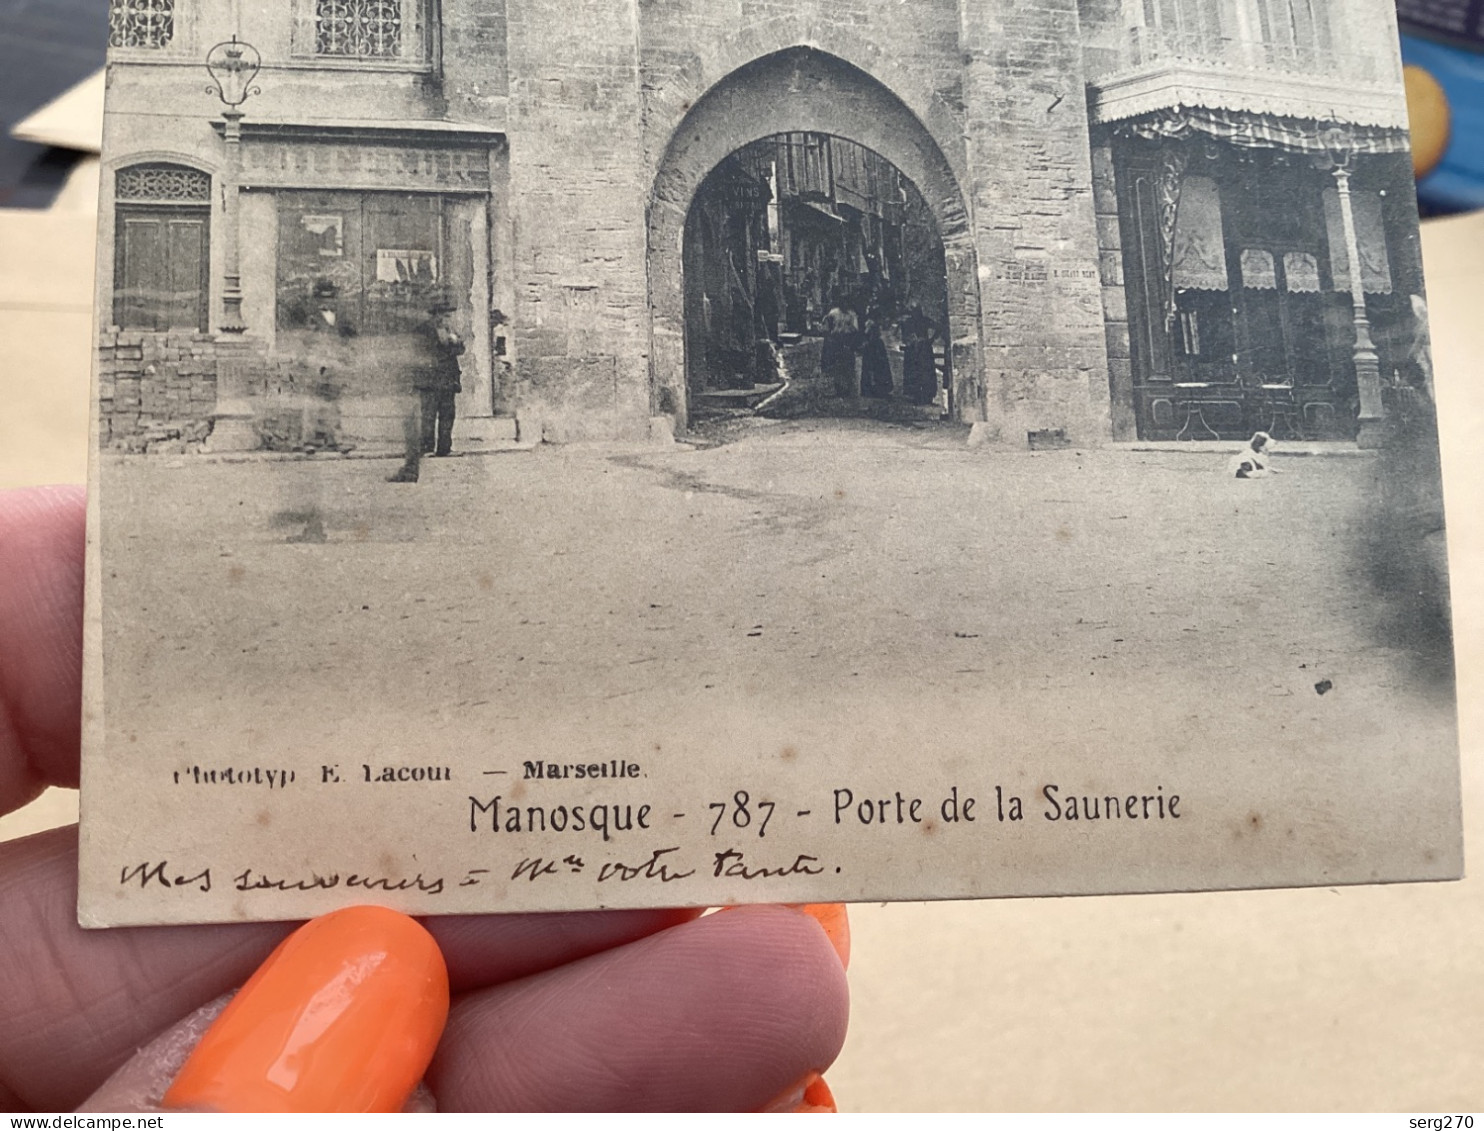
[1228,432,1280,479]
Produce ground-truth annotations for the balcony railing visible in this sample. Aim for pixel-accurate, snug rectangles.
[1122,24,1386,84]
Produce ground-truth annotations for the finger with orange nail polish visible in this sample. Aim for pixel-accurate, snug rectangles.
[796,904,850,970]
[796,1074,838,1113]
[760,1071,839,1113]
[163,905,449,1113]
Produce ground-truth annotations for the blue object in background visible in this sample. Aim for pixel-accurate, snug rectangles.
[0,0,110,209]
[1404,32,1484,213]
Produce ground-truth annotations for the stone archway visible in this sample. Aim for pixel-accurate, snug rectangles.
[647,47,983,426]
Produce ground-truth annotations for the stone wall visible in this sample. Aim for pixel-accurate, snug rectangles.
[96,331,219,453]
[637,0,967,178]
[442,0,510,124]
[960,0,1112,445]
[503,0,652,443]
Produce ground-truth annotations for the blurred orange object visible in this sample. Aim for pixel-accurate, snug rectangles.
[795,1073,838,1113]
[762,1070,839,1113]
[1406,63,1452,179]
[797,903,851,970]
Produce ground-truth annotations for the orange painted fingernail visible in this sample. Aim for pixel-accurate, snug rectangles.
[164,906,449,1113]
[796,903,850,970]
[796,1074,838,1113]
[760,1071,838,1113]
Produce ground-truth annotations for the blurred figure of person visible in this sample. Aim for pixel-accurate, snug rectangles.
[303,280,349,456]
[388,299,464,483]
[821,296,860,398]
[900,301,939,406]
[859,314,893,399]
[1228,431,1280,479]
[1408,293,1434,401]
[287,280,353,539]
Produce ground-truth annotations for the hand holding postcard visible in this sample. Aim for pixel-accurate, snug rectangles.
[81,0,1462,926]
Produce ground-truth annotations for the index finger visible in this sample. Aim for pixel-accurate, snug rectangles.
[0,485,85,816]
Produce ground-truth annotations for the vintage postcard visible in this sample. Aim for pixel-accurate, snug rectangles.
[81,0,1462,926]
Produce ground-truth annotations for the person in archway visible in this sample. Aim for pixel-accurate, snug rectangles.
[859,311,894,399]
[900,301,939,406]
[820,295,860,399]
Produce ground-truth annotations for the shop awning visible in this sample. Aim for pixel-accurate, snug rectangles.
[1114,106,1409,157]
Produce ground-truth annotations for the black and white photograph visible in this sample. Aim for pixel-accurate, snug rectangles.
[81,0,1463,925]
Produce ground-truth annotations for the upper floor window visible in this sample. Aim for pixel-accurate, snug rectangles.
[109,0,174,50]
[1256,0,1333,54]
[1137,0,1225,52]
[316,0,402,58]
[298,0,432,66]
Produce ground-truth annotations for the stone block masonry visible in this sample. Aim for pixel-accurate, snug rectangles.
[96,331,220,453]
[442,1,511,125]
[504,0,653,443]
[959,0,1112,445]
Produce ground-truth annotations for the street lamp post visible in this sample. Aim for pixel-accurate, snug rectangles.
[206,35,261,334]
[1318,125,1386,449]
[203,36,262,452]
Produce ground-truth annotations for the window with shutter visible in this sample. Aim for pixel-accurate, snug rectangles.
[113,164,211,332]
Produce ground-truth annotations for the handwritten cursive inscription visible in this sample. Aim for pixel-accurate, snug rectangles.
[597,846,696,883]
[711,849,824,881]
[232,869,446,895]
[120,861,213,892]
[512,855,587,882]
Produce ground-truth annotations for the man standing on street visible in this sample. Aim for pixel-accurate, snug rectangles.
[388,298,464,483]
[422,299,465,458]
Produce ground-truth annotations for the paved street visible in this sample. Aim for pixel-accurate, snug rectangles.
[102,417,1454,750]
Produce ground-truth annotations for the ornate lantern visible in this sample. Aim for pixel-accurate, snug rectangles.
[205,35,262,109]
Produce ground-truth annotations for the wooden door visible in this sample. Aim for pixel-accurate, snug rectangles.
[115,206,209,331]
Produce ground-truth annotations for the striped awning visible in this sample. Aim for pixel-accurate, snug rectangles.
[1115,106,1410,156]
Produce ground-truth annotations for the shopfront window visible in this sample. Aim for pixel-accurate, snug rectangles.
[276,191,444,335]
[112,163,210,331]
[1166,175,1235,380]
[273,190,470,404]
